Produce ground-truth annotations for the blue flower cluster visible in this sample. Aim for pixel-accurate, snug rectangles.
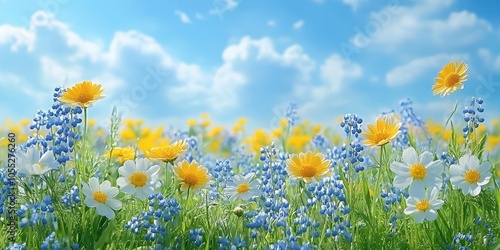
[246,143,291,240]
[380,185,409,211]
[462,97,485,139]
[340,113,363,137]
[446,232,474,250]
[188,228,204,247]
[327,114,365,173]
[395,98,429,149]
[24,86,82,164]
[217,236,247,250]
[5,243,26,250]
[308,177,352,242]
[61,185,81,207]
[17,195,57,228]
[124,193,182,248]
[212,159,234,189]
[285,102,299,127]
[0,168,16,216]
[41,232,79,250]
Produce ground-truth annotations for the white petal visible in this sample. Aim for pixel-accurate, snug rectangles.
[146,165,160,176]
[419,151,433,166]
[118,166,130,177]
[123,160,137,173]
[106,198,122,210]
[402,147,419,166]
[449,164,464,176]
[431,200,444,210]
[413,212,425,223]
[459,154,470,169]
[89,177,100,192]
[470,185,481,196]
[81,182,92,197]
[106,187,120,198]
[84,197,98,207]
[468,155,480,170]
[426,161,443,174]
[477,162,491,173]
[27,147,40,163]
[393,175,412,189]
[477,175,491,186]
[426,210,438,221]
[116,177,128,187]
[390,162,410,176]
[120,184,136,195]
[404,206,416,215]
[101,180,112,190]
[96,204,115,219]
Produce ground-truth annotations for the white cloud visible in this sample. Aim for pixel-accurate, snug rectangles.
[386,53,468,86]
[267,20,276,27]
[293,20,304,30]
[342,0,363,11]
[350,1,492,52]
[320,54,362,93]
[175,11,191,24]
[477,48,500,71]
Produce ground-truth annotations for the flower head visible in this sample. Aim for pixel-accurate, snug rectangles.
[224,173,261,200]
[390,147,443,197]
[17,146,59,176]
[286,151,331,183]
[174,160,211,191]
[144,140,188,163]
[363,114,401,147]
[81,177,122,219]
[107,147,135,164]
[404,187,444,223]
[432,61,468,97]
[117,158,160,200]
[58,81,105,108]
[450,154,491,196]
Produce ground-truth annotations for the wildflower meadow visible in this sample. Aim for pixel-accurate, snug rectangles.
[0,61,499,250]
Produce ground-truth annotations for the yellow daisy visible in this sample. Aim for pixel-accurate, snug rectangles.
[174,160,211,191]
[286,151,331,183]
[143,140,188,163]
[363,115,401,147]
[59,81,105,107]
[432,61,468,97]
[107,147,135,164]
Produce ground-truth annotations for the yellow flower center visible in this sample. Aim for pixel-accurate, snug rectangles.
[415,199,430,212]
[129,172,148,187]
[374,131,390,145]
[496,169,500,178]
[300,165,317,178]
[444,73,459,87]
[464,170,481,184]
[236,183,250,194]
[409,163,426,180]
[76,92,93,104]
[93,191,108,204]
[34,163,45,169]
[184,173,199,187]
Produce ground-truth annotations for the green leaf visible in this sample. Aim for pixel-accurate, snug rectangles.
[95,219,116,249]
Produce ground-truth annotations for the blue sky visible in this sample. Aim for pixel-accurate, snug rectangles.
[1,0,500,131]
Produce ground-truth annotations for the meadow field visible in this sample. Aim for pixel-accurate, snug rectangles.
[1,62,499,249]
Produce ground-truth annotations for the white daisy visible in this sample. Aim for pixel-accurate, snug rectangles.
[82,177,122,219]
[225,173,261,201]
[450,154,491,196]
[117,158,160,200]
[404,187,444,223]
[390,147,442,197]
[16,146,59,176]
